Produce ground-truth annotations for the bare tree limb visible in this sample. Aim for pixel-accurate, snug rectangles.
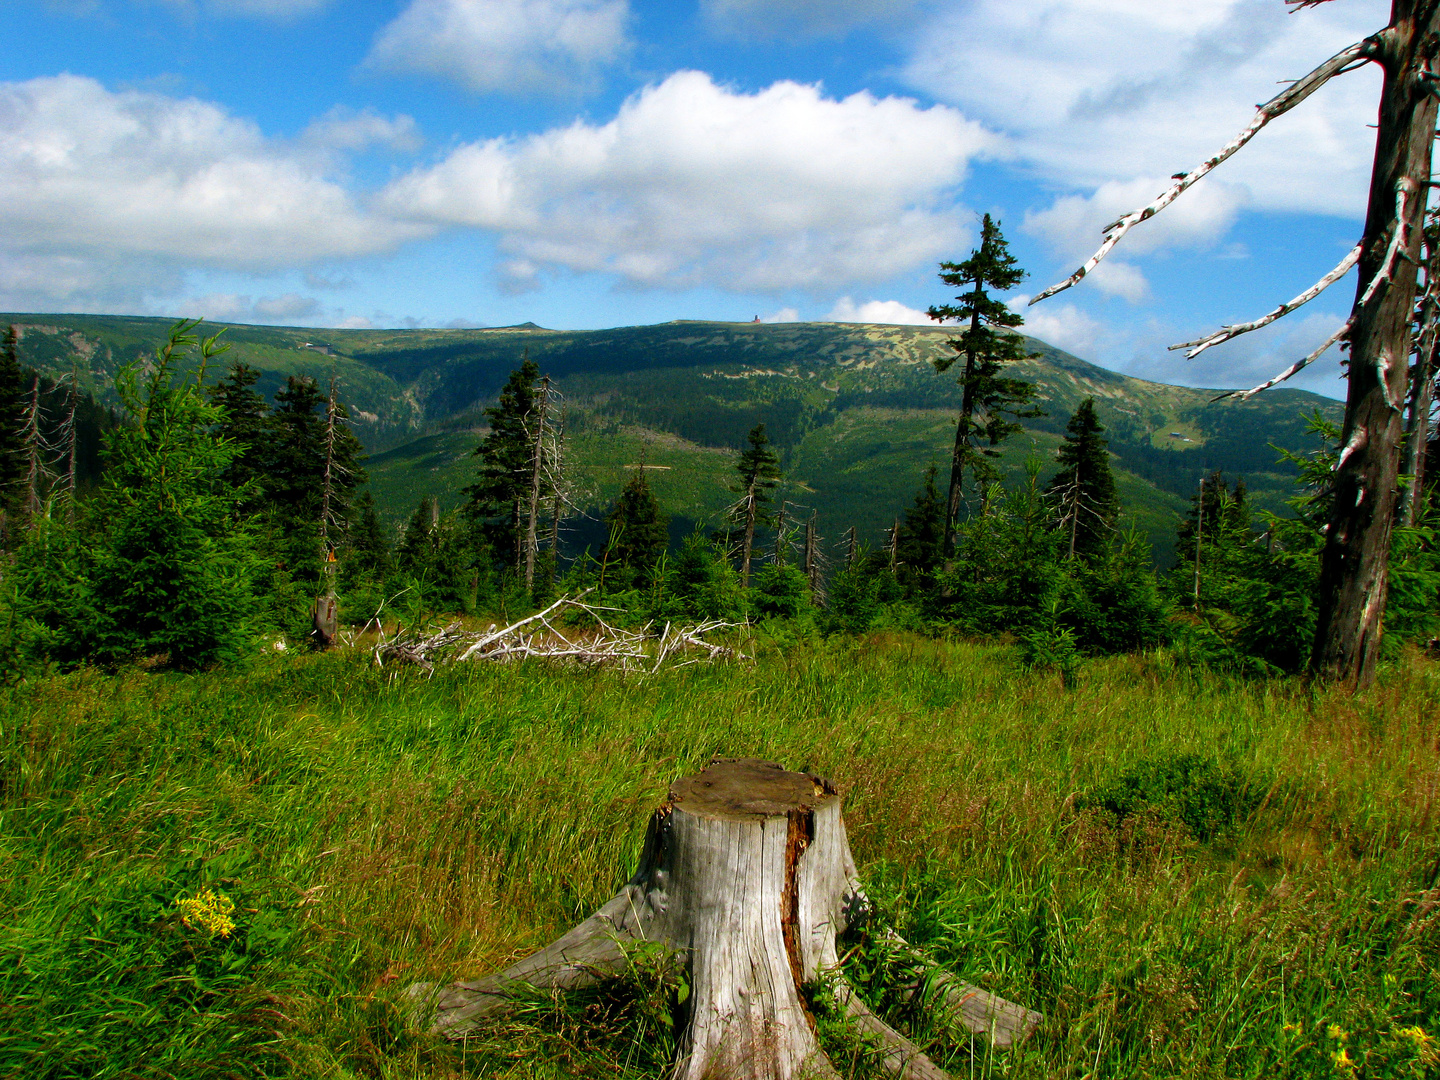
[1169,244,1361,358]
[1031,36,1377,306]
[1213,315,1354,401]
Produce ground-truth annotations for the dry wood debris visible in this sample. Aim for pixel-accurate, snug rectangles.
[370,590,749,675]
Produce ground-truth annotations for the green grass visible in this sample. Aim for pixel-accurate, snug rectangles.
[3,637,1438,1078]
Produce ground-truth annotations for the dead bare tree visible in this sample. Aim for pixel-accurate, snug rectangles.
[312,378,349,650]
[523,376,550,591]
[19,374,53,523]
[1030,0,1440,687]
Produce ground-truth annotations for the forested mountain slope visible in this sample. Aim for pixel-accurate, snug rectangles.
[1,314,1342,565]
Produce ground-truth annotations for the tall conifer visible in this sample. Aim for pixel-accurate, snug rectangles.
[465,356,542,568]
[928,215,1042,555]
[731,423,780,588]
[604,467,670,589]
[1047,397,1118,562]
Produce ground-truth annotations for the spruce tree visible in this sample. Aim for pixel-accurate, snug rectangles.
[1046,397,1119,562]
[928,215,1042,554]
[604,467,669,589]
[207,361,269,501]
[896,464,945,588]
[465,356,542,569]
[349,491,392,577]
[264,375,367,572]
[731,423,780,588]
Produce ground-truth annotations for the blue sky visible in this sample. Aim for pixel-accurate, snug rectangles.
[0,0,1399,397]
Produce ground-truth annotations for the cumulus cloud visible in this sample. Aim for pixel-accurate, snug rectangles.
[381,71,993,293]
[905,0,1386,218]
[759,307,800,322]
[0,75,425,311]
[702,0,919,39]
[825,297,931,324]
[301,106,421,153]
[1023,175,1250,301]
[164,291,320,323]
[366,0,630,95]
[1012,300,1103,357]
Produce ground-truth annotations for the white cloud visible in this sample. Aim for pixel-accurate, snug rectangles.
[702,0,918,39]
[759,307,800,322]
[1012,300,1103,357]
[335,314,374,329]
[1023,175,1250,301]
[825,297,931,324]
[905,0,1387,218]
[381,71,993,293]
[366,0,630,95]
[0,75,426,311]
[301,106,421,153]
[164,291,320,323]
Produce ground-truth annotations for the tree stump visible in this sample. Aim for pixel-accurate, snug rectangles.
[412,758,1040,1079]
[312,592,338,651]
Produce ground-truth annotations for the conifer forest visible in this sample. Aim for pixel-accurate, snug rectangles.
[4,6,1440,1076]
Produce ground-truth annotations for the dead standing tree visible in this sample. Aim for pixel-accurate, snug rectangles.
[1029,0,1440,688]
[312,378,349,650]
[412,758,1040,1079]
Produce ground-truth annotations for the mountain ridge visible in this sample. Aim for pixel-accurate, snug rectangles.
[1,313,1342,566]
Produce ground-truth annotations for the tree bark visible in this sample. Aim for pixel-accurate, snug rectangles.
[741,483,757,588]
[1314,1,1440,688]
[942,284,983,557]
[524,377,549,592]
[412,758,1040,1079]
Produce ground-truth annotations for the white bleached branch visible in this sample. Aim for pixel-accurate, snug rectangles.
[1031,36,1377,306]
[373,591,750,674]
[1358,177,1418,308]
[1169,244,1361,358]
[1214,315,1354,401]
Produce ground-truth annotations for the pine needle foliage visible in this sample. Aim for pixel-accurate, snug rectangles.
[928,215,1043,552]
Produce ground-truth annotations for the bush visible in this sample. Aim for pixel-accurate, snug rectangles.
[1080,754,1264,842]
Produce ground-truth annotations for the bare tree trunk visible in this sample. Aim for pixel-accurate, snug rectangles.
[549,407,566,587]
[804,511,817,589]
[741,483,757,588]
[1314,0,1440,688]
[21,374,45,522]
[313,378,342,651]
[1193,475,1205,611]
[524,377,550,592]
[888,516,900,573]
[942,281,984,557]
[845,526,857,570]
[414,758,1041,1078]
[1401,226,1438,525]
[774,504,787,566]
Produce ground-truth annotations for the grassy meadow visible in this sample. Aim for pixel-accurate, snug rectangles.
[2,636,1438,1078]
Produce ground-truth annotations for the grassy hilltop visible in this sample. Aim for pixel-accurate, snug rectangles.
[2,638,1437,1078]
[1,314,1341,566]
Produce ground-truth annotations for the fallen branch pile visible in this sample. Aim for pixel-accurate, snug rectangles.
[371,591,749,674]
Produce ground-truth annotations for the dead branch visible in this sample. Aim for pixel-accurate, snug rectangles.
[1214,314,1355,401]
[374,591,750,674]
[1031,36,1377,306]
[1170,243,1361,358]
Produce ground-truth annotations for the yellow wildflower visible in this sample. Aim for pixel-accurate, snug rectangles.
[1398,1026,1430,1046]
[1327,1024,1349,1042]
[1331,1047,1355,1071]
[1282,1023,1301,1036]
[176,888,237,939]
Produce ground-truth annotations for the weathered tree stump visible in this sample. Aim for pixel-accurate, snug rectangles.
[412,758,1040,1079]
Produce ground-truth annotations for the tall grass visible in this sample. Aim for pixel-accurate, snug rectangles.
[2,637,1437,1078]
